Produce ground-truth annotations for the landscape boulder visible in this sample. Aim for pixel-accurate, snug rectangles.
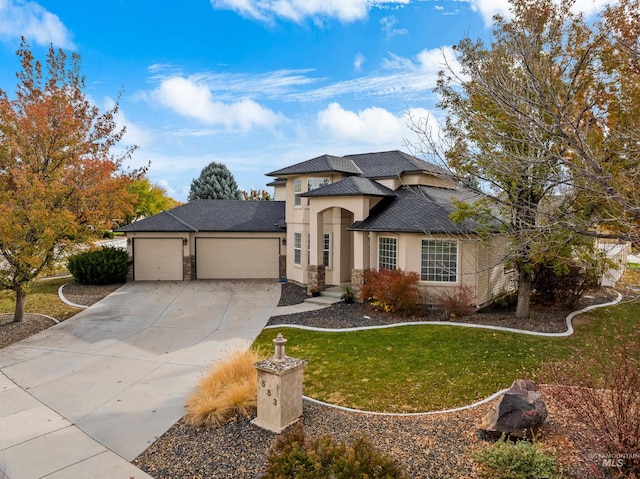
[479,379,547,439]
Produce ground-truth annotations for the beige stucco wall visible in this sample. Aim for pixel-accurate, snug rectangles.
[375,174,457,191]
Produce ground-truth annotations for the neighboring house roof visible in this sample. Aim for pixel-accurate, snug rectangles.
[300,176,397,198]
[266,150,448,179]
[349,186,483,234]
[117,200,286,233]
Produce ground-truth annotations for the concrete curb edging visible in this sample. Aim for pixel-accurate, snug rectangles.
[58,282,89,309]
[303,389,510,417]
[266,291,623,337]
[267,290,623,417]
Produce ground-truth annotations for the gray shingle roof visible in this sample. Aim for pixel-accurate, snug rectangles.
[266,150,448,179]
[117,200,286,233]
[300,177,397,198]
[266,178,286,187]
[348,186,482,234]
[267,154,362,176]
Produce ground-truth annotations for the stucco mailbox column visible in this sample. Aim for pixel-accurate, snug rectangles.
[252,334,307,433]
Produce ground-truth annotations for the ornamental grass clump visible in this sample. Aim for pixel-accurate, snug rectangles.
[184,348,263,428]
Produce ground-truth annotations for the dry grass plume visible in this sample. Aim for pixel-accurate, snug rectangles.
[185,348,264,428]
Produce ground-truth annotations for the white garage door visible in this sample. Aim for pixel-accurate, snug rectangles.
[196,238,280,279]
[133,238,184,280]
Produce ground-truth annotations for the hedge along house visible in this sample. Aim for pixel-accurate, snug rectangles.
[118,200,286,281]
[267,150,513,308]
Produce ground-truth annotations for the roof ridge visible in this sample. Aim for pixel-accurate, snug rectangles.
[165,209,198,232]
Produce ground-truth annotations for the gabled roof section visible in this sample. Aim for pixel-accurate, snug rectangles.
[349,186,482,234]
[266,150,449,181]
[267,154,362,176]
[117,200,286,233]
[349,151,448,179]
[300,176,396,198]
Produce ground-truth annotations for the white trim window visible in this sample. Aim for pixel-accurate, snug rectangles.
[294,178,302,207]
[421,239,458,282]
[307,177,330,191]
[306,177,330,206]
[293,232,302,265]
[307,233,310,266]
[323,233,331,268]
[378,237,397,270]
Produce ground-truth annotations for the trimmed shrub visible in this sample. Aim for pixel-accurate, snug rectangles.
[264,423,407,479]
[67,246,129,285]
[542,336,640,477]
[436,284,475,319]
[360,268,420,314]
[471,435,563,479]
[532,262,601,308]
[184,349,263,428]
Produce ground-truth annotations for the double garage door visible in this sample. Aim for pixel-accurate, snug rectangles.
[132,237,280,280]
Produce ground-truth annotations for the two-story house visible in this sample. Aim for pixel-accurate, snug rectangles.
[120,150,512,308]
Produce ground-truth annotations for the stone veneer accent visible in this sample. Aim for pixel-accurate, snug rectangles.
[184,255,194,281]
[307,264,325,294]
[279,255,287,280]
[350,268,365,302]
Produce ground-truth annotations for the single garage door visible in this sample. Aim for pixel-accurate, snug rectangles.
[133,238,184,280]
[196,238,280,279]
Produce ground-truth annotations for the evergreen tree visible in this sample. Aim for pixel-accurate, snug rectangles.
[188,161,242,201]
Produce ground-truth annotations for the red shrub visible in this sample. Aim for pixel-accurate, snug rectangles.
[360,268,420,314]
[437,285,476,319]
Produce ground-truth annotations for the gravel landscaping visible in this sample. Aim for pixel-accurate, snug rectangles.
[0,281,626,478]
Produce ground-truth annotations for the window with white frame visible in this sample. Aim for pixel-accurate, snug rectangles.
[294,178,302,207]
[421,239,458,282]
[306,233,330,267]
[323,233,331,267]
[307,177,330,191]
[306,177,330,206]
[293,232,301,265]
[378,237,397,270]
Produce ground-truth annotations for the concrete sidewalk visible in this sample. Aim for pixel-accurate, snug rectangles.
[0,280,281,479]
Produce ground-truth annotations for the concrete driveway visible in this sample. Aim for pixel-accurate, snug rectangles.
[0,280,281,478]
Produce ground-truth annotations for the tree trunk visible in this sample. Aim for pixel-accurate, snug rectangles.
[13,287,26,323]
[515,267,532,320]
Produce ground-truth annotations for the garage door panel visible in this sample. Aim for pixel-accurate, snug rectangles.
[196,238,279,279]
[134,239,183,281]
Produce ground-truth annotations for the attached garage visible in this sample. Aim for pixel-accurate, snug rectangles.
[196,238,280,279]
[118,200,286,282]
[133,238,184,280]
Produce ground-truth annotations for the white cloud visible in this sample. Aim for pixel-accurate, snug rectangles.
[380,15,408,39]
[354,53,366,72]
[0,0,74,48]
[210,0,409,23]
[465,0,611,26]
[151,76,282,130]
[318,102,437,145]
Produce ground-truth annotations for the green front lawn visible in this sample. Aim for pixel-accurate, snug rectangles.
[254,301,640,413]
[0,277,80,321]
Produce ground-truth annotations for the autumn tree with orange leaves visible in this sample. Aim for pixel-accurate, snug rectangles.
[0,39,138,322]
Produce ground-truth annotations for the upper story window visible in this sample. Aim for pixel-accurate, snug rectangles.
[306,177,330,206]
[378,237,397,270]
[307,177,330,191]
[421,239,458,282]
[294,178,302,207]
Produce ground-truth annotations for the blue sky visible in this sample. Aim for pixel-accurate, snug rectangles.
[0,0,608,202]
